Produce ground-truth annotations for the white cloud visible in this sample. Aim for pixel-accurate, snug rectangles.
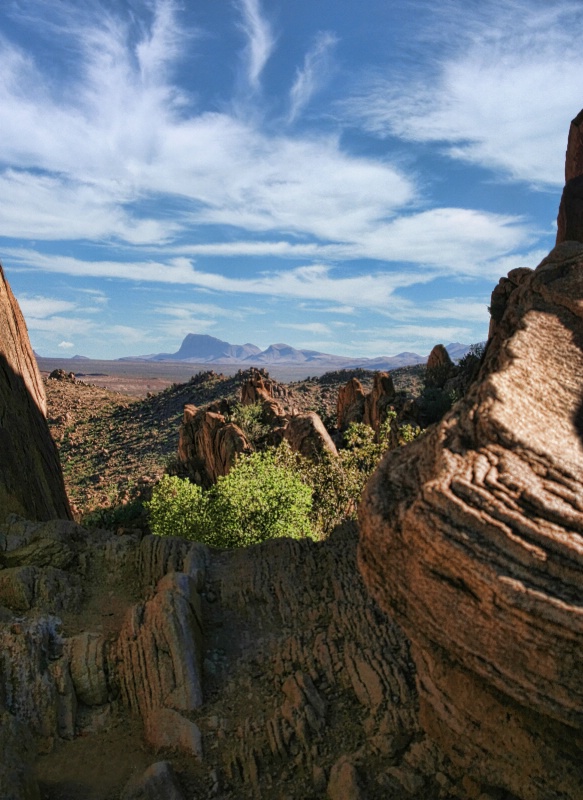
[288,32,338,123]
[17,295,76,319]
[280,322,332,336]
[236,0,275,90]
[58,340,74,349]
[6,249,202,284]
[343,1,583,187]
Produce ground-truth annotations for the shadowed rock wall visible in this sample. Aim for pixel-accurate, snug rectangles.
[0,265,71,521]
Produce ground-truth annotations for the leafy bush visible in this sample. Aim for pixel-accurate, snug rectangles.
[210,449,314,546]
[146,451,314,548]
[146,474,210,540]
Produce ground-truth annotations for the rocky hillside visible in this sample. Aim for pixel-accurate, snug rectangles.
[44,365,424,523]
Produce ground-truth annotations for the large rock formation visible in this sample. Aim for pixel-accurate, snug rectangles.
[177,404,252,485]
[359,242,583,799]
[0,265,71,521]
[283,411,338,460]
[336,377,366,430]
[1,512,453,800]
[424,343,454,388]
[337,371,395,435]
[556,109,583,244]
[362,371,395,432]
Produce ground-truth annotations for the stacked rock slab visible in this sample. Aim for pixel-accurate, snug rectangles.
[359,242,583,799]
[0,265,71,521]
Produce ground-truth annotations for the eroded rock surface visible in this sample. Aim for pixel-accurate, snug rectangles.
[283,411,338,460]
[1,513,465,800]
[359,242,583,800]
[337,372,395,435]
[337,378,366,431]
[177,404,252,485]
[0,265,71,521]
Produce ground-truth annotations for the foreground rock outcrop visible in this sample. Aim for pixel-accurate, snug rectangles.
[359,242,583,800]
[1,513,456,800]
[0,265,71,521]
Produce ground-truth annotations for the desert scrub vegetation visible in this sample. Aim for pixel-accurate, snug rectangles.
[146,449,314,548]
[147,415,423,546]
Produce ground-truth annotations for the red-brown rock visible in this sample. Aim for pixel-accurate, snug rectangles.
[336,378,365,430]
[0,265,72,521]
[283,412,338,460]
[362,372,395,433]
[359,242,583,799]
[424,344,454,388]
[177,405,252,485]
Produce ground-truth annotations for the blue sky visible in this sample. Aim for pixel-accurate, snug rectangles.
[0,0,580,359]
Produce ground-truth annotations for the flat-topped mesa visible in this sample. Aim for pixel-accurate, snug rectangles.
[358,242,583,799]
[0,265,72,521]
[556,109,583,244]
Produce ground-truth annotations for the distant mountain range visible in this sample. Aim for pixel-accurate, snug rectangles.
[119,333,472,371]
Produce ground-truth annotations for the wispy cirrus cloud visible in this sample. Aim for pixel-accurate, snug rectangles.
[236,0,275,90]
[343,1,583,187]
[288,31,338,123]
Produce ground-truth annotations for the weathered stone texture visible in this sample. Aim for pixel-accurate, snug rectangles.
[283,411,338,460]
[0,265,72,521]
[336,377,365,430]
[359,242,583,800]
[177,404,251,485]
[362,371,395,432]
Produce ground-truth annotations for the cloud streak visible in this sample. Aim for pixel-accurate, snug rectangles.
[288,32,338,123]
[236,0,275,90]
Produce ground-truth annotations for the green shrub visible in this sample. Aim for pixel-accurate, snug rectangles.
[210,449,314,547]
[146,451,314,548]
[227,402,270,445]
[145,474,210,540]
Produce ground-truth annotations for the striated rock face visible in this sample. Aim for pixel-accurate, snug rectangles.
[336,377,365,431]
[359,242,583,800]
[283,411,338,460]
[362,371,395,433]
[0,265,71,521]
[337,372,395,435]
[177,404,252,485]
[557,109,583,244]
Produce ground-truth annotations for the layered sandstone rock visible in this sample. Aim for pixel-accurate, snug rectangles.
[359,242,583,800]
[337,371,395,434]
[240,369,289,427]
[177,404,252,485]
[0,265,71,521]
